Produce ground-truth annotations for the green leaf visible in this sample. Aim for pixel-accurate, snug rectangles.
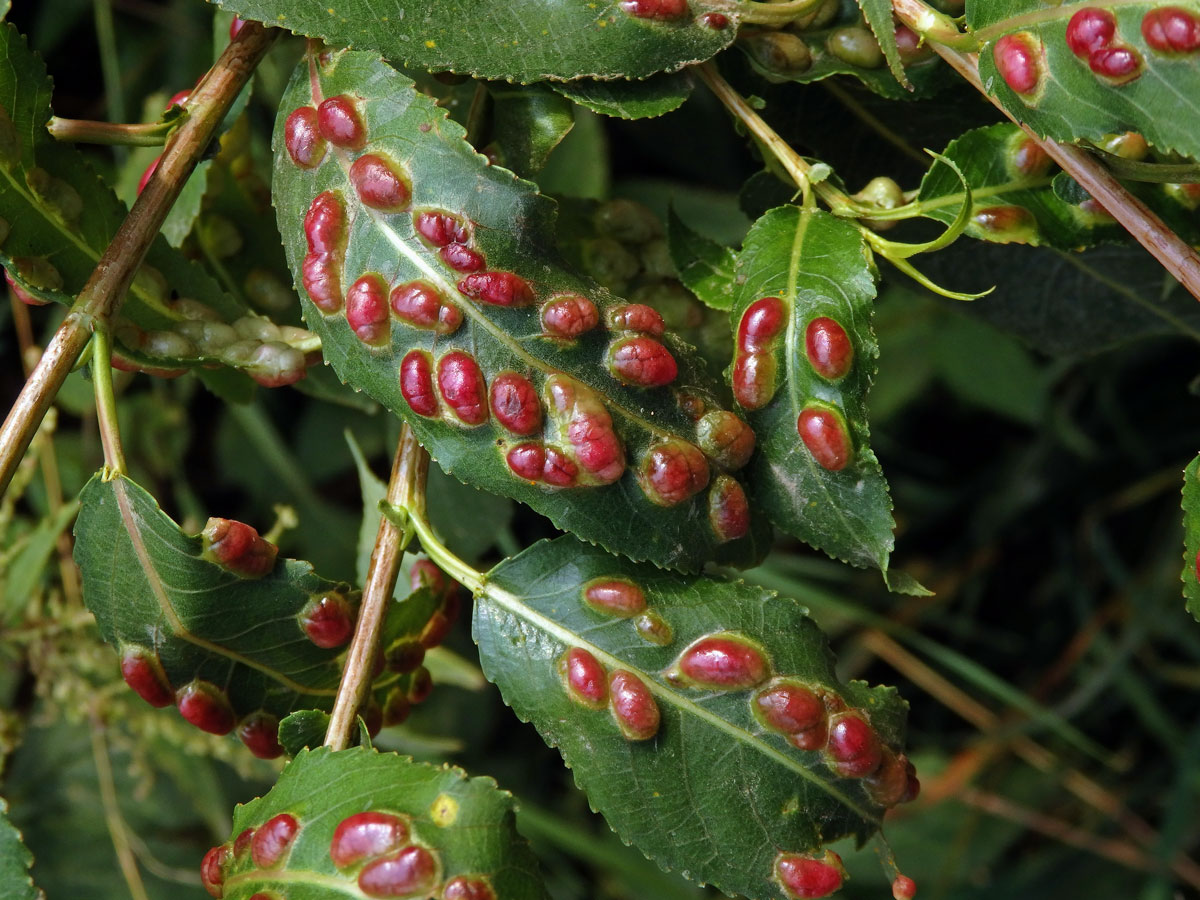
[667,205,738,310]
[273,49,770,572]
[919,123,1200,249]
[0,799,38,900]
[476,535,911,900]
[277,709,332,756]
[856,0,910,88]
[487,84,574,177]
[1182,454,1200,623]
[553,72,693,120]
[74,473,349,739]
[731,206,895,573]
[215,746,547,900]
[0,499,78,625]
[970,1,1200,160]
[210,0,734,81]
[0,22,239,321]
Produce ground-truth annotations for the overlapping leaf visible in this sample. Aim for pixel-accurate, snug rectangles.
[214,747,547,900]
[667,206,737,310]
[74,473,348,729]
[0,22,239,321]
[487,84,574,176]
[73,473,441,745]
[1182,453,1200,623]
[0,800,38,900]
[730,206,895,574]
[553,72,694,120]
[210,0,735,81]
[273,49,771,571]
[919,123,1200,250]
[971,1,1200,159]
[476,535,910,900]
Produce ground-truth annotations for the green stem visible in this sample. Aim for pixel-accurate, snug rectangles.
[47,117,174,147]
[91,328,127,477]
[406,504,484,594]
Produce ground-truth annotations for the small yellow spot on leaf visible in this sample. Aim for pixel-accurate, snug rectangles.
[425,39,437,48]
[431,793,459,826]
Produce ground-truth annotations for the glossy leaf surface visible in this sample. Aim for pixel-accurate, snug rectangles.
[212,746,547,900]
[667,206,738,310]
[0,23,238,321]
[273,49,769,571]
[731,206,895,573]
[553,72,694,119]
[1183,453,1200,623]
[476,535,910,900]
[487,84,575,177]
[0,800,37,900]
[971,1,1200,159]
[74,474,347,735]
[920,125,1200,250]
[211,0,735,81]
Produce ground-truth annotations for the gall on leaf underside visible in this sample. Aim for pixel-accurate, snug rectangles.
[272,48,771,572]
[476,535,911,900]
[919,123,1200,251]
[730,206,896,575]
[209,0,736,82]
[208,746,547,900]
[972,1,1200,159]
[72,473,434,755]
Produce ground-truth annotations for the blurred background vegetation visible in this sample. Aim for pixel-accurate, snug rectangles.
[3,1,1200,898]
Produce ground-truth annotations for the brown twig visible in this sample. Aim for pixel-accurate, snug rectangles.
[0,22,278,500]
[892,0,1200,302]
[324,425,428,751]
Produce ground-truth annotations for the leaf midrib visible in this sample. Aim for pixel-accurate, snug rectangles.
[477,575,879,825]
[780,209,863,544]
[112,477,337,697]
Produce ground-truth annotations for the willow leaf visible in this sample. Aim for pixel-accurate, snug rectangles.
[731,206,895,574]
[1183,454,1200,623]
[0,799,38,900]
[272,49,770,572]
[74,473,443,756]
[553,72,694,120]
[919,123,1200,250]
[970,1,1200,160]
[476,535,912,900]
[207,746,547,900]
[210,0,735,81]
[666,206,737,311]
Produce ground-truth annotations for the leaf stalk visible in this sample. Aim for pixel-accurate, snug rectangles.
[47,117,175,147]
[91,327,126,478]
